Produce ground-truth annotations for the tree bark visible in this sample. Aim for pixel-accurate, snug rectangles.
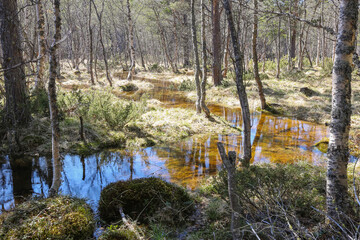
[217,142,242,239]
[327,0,358,219]
[35,0,46,90]
[48,0,62,197]
[201,0,210,117]
[223,0,252,167]
[182,13,190,68]
[191,0,202,114]
[276,18,281,78]
[91,0,112,87]
[88,0,95,85]
[0,0,31,129]
[127,0,136,80]
[212,0,222,86]
[252,0,267,110]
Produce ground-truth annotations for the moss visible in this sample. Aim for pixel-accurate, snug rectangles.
[0,196,94,240]
[98,223,146,240]
[99,177,194,226]
[315,137,329,153]
[119,83,139,92]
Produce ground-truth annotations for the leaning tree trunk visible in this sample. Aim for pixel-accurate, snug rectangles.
[127,0,136,80]
[0,0,31,129]
[191,0,202,114]
[252,0,267,110]
[327,0,358,220]
[212,0,222,86]
[200,0,210,117]
[223,0,252,167]
[35,0,47,90]
[48,0,62,197]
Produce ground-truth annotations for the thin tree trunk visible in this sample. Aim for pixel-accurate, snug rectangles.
[48,0,62,197]
[35,0,46,90]
[223,0,252,167]
[91,0,112,87]
[212,0,222,86]
[217,143,242,240]
[183,13,190,68]
[191,0,201,113]
[276,18,281,78]
[327,0,358,219]
[223,26,230,78]
[88,0,95,85]
[201,0,210,117]
[127,0,135,80]
[252,0,267,110]
[0,0,31,129]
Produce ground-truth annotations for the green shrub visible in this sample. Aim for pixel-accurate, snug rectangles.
[213,163,326,238]
[30,88,49,117]
[149,63,163,73]
[99,177,194,226]
[178,79,196,91]
[59,90,147,130]
[0,196,94,240]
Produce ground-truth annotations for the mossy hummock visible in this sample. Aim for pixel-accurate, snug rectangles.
[99,177,194,226]
[0,196,94,240]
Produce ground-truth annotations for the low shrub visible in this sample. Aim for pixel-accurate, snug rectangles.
[178,79,196,91]
[213,163,327,239]
[99,177,194,226]
[30,88,49,117]
[149,63,163,73]
[0,196,94,240]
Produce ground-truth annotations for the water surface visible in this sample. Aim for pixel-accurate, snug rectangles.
[0,77,328,212]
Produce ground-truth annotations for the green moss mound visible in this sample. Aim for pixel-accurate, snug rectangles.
[0,196,94,240]
[99,225,144,240]
[99,177,194,225]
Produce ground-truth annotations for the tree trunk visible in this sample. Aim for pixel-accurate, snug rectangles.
[327,0,358,219]
[88,0,95,85]
[276,18,281,78]
[201,0,210,117]
[183,13,190,68]
[0,0,31,128]
[127,0,136,80]
[191,0,202,114]
[91,0,112,87]
[223,0,252,167]
[217,142,242,239]
[35,0,46,90]
[212,0,222,86]
[252,0,267,110]
[223,26,230,78]
[48,0,62,197]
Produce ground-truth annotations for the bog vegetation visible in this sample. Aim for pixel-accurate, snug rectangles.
[0,0,360,239]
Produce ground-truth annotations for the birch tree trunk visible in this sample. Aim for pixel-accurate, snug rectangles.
[327,0,358,219]
[127,0,136,80]
[191,0,202,114]
[48,0,62,197]
[252,0,267,110]
[223,0,252,167]
[0,0,31,128]
[212,0,222,86]
[35,0,46,90]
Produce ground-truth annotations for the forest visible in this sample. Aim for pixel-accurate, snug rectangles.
[0,0,359,239]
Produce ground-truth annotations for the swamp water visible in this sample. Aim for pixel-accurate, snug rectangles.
[0,77,329,212]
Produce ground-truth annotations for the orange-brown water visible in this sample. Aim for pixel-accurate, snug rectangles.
[0,76,329,211]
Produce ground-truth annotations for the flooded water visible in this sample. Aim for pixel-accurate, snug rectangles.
[0,77,329,212]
